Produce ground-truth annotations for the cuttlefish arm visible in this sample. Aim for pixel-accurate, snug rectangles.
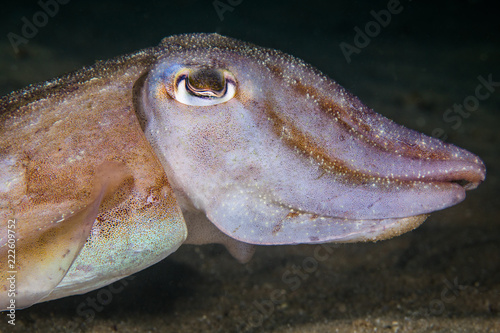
[0,33,485,309]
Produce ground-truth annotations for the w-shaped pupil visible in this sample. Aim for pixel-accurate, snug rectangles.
[187,69,226,96]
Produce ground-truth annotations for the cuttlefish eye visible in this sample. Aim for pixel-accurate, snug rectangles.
[172,67,237,106]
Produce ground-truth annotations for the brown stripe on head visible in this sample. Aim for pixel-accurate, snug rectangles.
[289,80,448,161]
[262,97,409,187]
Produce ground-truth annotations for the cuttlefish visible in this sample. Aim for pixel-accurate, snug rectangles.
[0,33,485,310]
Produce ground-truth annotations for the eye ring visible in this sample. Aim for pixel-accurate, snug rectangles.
[172,68,237,106]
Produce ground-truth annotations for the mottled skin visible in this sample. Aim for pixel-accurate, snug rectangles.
[0,33,485,310]
[0,47,186,308]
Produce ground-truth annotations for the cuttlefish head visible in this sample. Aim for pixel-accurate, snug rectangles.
[140,33,485,245]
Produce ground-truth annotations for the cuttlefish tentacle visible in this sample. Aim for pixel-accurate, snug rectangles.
[0,33,485,309]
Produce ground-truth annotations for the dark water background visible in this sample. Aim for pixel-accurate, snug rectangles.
[0,0,499,332]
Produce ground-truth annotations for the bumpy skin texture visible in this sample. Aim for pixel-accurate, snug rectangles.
[0,47,186,309]
[0,33,485,310]
[141,34,485,245]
